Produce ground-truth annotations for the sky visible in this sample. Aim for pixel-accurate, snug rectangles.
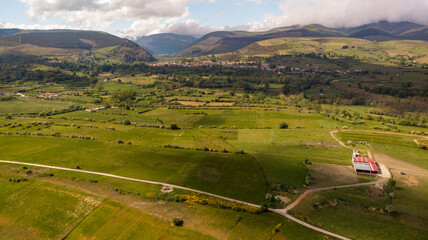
[1,0,428,39]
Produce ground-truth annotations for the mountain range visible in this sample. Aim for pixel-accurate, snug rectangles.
[136,33,198,55]
[0,29,155,62]
[0,21,427,61]
[135,21,428,57]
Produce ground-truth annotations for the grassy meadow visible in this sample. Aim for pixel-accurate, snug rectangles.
[289,186,428,240]
[0,165,327,240]
[0,59,427,239]
[240,37,428,64]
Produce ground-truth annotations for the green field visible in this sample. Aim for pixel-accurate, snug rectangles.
[0,166,327,240]
[290,186,428,240]
[240,37,428,65]
[0,98,76,114]
[1,46,427,239]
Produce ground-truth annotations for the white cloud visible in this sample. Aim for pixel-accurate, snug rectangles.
[120,18,228,39]
[244,0,428,31]
[16,0,215,37]
[5,0,428,39]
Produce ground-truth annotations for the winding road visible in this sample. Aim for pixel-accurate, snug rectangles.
[0,159,380,240]
[0,130,395,239]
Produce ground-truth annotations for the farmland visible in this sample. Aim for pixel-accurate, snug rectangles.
[0,41,427,239]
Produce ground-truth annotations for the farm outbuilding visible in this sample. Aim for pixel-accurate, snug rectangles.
[352,157,379,174]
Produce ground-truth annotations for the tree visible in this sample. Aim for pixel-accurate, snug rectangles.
[265,193,273,201]
[111,90,136,107]
[123,119,131,125]
[260,202,269,212]
[94,81,104,92]
[170,124,180,130]
[279,122,288,129]
[387,179,396,187]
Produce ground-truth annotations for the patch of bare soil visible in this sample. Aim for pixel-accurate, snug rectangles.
[374,153,428,187]
[374,153,427,185]
[310,163,358,188]
[274,195,291,204]
[366,186,386,199]
[174,101,206,106]
[206,102,234,107]
[392,170,420,186]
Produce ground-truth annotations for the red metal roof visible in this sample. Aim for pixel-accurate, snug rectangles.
[352,157,379,172]
[353,157,375,163]
[369,162,379,172]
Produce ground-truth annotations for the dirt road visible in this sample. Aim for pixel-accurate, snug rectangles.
[0,159,353,240]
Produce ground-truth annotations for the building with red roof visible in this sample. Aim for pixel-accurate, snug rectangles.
[352,157,379,174]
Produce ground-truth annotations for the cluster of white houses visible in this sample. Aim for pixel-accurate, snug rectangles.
[352,151,379,174]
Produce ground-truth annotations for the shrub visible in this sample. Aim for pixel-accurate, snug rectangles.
[260,202,269,212]
[385,204,396,214]
[171,217,183,226]
[279,122,288,129]
[272,223,282,233]
[123,119,131,125]
[418,143,427,150]
[387,179,396,187]
[170,124,180,130]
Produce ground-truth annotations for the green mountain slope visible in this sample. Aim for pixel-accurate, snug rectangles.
[238,37,428,65]
[136,33,198,55]
[177,22,428,57]
[401,27,428,41]
[176,25,347,57]
[0,29,156,62]
[337,21,423,35]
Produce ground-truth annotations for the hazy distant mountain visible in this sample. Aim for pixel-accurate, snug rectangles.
[400,27,428,41]
[348,27,399,41]
[337,21,423,36]
[177,21,428,57]
[0,29,22,37]
[136,33,198,55]
[335,21,425,41]
[0,29,155,62]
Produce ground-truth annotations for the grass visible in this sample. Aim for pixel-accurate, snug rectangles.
[102,82,141,91]
[0,173,101,239]
[0,98,426,238]
[337,131,428,169]
[241,37,428,65]
[66,200,213,240]
[0,98,75,114]
[0,165,327,240]
[290,186,428,240]
[0,135,267,204]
